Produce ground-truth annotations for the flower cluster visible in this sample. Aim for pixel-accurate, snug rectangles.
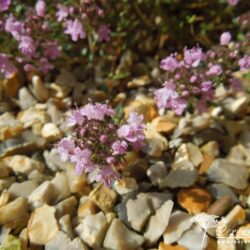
[155,31,250,115]
[57,101,145,187]
[0,0,110,77]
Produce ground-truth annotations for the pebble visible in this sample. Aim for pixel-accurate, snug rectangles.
[48,83,71,99]
[77,197,98,218]
[145,124,168,157]
[89,183,117,213]
[0,177,15,192]
[18,87,37,109]
[28,204,59,245]
[55,196,78,218]
[159,242,188,250]
[103,218,144,250]
[0,197,29,231]
[2,73,20,97]
[207,196,234,216]
[147,161,167,186]
[144,200,174,246]
[163,211,193,244]
[41,123,62,140]
[207,159,249,190]
[201,141,219,157]
[8,180,38,199]
[0,161,10,178]
[80,212,108,247]
[31,75,49,102]
[43,149,68,171]
[236,223,250,243]
[159,168,198,189]
[0,190,10,207]
[127,75,151,88]
[177,187,212,214]
[151,115,177,134]
[0,234,22,250]
[58,214,74,239]
[113,177,139,195]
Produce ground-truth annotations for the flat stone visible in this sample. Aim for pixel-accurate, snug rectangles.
[126,194,153,232]
[177,225,208,250]
[4,155,45,174]
[144,200,174,246]
[18,87,37,109]
[114,177,139,195]
[0,197,29,231]
[28,204,59,245]
[163,211,193,244]
[208,183,238,204]
[28,181,56,208]
[177,187,212,214]
[56,196,78,218]
[89,183,117,213]
[80,212,108,247]
[103,218,144,250]
[147,161,167,186]
[207,159,249,190]
[8,180,38,199]
[145,124,168,157]
[159,169,198,189]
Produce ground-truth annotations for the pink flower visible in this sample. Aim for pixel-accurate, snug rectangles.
[19,36,36,58]
[118,112,145,150]
[238,56,250,71]
[228,0,239,6]
[35,0,46,17]
[42,41,60,60]
[5,15,24,40]
[206,64,222,76]
[95,166,120,187]
[201,81,213,92]
[184,47,204,67]
[23,64,35,72]
[112,140,128,155]
[57,138,75,162]
[38,58,54,73]
[64,19,86,42]
[56,4,69,22]
[0,53,17,78]
[230,78,243,92]
[70,147,93,175]
[171,98,187,115]
[0,0,11,12]
[80,102,115,121]
[220,32,231,46]
[160,55,179,72]
[98,25,111,42]
[67,109,84,126]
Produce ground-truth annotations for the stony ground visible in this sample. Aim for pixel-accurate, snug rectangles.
[0,65,250,250]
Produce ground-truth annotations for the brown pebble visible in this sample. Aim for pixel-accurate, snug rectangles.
[207,196,233,216]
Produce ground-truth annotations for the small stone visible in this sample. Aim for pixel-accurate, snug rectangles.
[151,115,177,134]
[147,161,167,186]
[0,190,10,207]
[4,155,45,174]
[103,218,144,250]
[0,177,15,192]
[145,124,168,157]
[58,214,74,239]
[177,187,212,214]
[41,123,62,140]
[127,75,151,88]
[207,196,234,216]
[144,200,174,246]
[201,141,219,157]
[159,169,198,189]
[89,183,117,213]
[48,83,71,98]
[0,197,29,231]
[177,225,208,250]
[56,196,78,218]
[199,155,214,175]
[31,75,49,102]
[0,112,23,141]
[207,159,249,190]
[28,181,56,208]
[175,143,203,167]
[124,95,157,122]
[209,183,238,204]
[216,205,246,238]
[126,194,153,232]
[159,242,188,250]
[77,197,98,218]
[43,149,68,172]
[114,178,139,195]
[0,161,10,178]
[163,211,193,244]
[66,164,90,195]
[45,231,70,250]
[51,172,71,203]
[18,87,37,109]
[80,212,108,247]
[2,73,20,97]
[28,204,59,245]
[8,180,38,199]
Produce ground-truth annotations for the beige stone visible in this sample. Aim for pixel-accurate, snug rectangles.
[77,198,98,218]
[58,214,74,239]
[56,196,78,218]
[8,180,38,199]
[0,190,10,207]
[28,204,59,245]
[41,123,62,140]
